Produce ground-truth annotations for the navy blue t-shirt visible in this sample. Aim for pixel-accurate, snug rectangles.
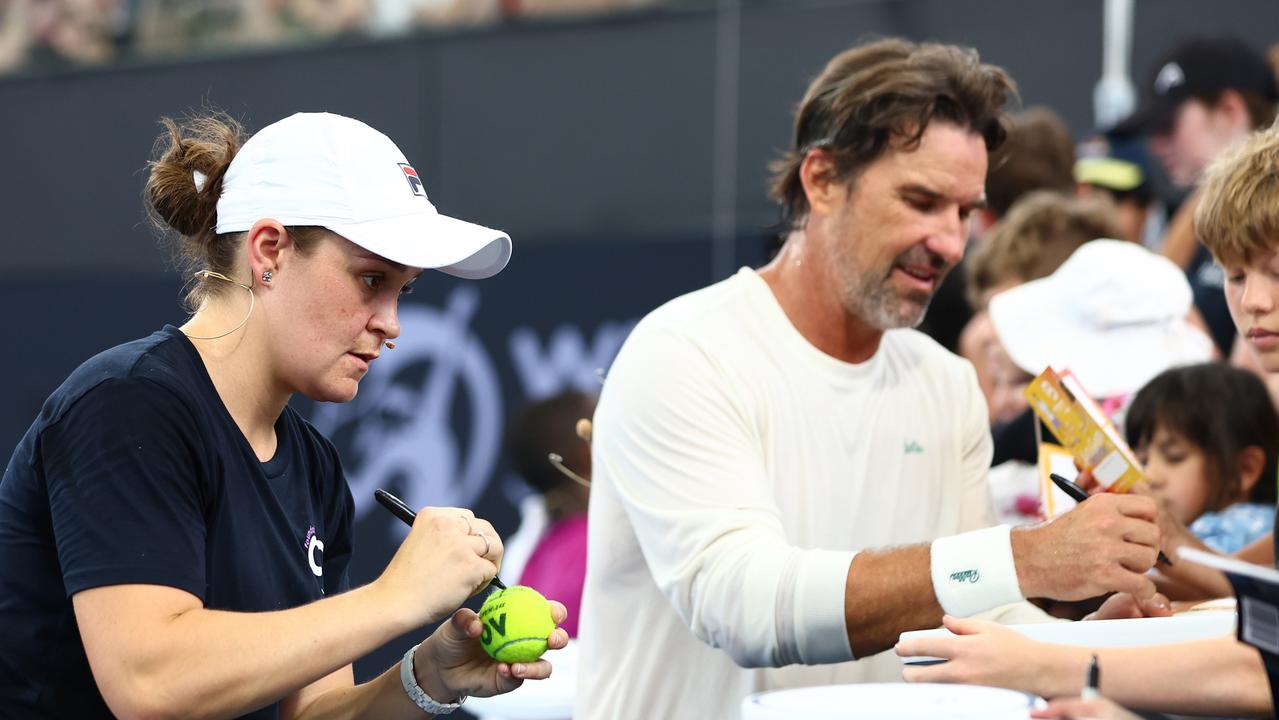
[0,326,354,718]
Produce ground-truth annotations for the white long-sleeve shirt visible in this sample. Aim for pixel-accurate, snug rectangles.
[576,268,1041,719]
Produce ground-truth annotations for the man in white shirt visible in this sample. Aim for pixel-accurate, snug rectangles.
[576,38,1167,719]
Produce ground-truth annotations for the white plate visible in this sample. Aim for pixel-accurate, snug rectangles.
[741,683,1043,719]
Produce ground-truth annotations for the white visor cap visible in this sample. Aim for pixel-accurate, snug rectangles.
[214,112,510,279]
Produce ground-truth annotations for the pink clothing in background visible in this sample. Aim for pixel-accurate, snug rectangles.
[518,513,588,637]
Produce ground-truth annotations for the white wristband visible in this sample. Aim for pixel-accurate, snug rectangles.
[400,644,466,715]
[930,525,1023,617]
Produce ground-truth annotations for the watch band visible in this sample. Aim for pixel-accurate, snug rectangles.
[400,643,466,715]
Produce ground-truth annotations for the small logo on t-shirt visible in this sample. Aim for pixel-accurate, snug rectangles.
[304,526,325,579]
[904,440,924,454]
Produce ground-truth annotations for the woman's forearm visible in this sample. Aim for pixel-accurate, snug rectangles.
[77,582,411,720]
[287,666,434,720]
[1039,636,1270,717]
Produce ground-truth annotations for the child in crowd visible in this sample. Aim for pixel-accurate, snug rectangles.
[1074,154,1154,247]
[979,238,1215,525]
[961,190,1123,426]
[1126,363,1278,554]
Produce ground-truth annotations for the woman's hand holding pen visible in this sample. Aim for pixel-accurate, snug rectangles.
[371,496,571,705]
[374,506,505,628]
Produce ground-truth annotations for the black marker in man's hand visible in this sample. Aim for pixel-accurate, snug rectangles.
[1049,473,1172,566]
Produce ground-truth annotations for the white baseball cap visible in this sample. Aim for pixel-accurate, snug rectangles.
[988,239,1215,398]
[214,112,511,279]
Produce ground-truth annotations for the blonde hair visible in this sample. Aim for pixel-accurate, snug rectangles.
[965,190,1122,309]
[1196,122,1279,267]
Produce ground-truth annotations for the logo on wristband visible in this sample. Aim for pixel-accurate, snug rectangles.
[949,569,980,584]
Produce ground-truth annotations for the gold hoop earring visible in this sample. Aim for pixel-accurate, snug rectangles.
[183,271,256,340]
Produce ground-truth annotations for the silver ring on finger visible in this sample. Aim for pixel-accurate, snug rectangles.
[479,532,492,557]
[460,515,474,535]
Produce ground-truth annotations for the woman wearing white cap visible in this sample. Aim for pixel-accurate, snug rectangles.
[0,112,566,719]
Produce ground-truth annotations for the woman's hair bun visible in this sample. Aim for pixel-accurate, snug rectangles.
[144,113,245,241]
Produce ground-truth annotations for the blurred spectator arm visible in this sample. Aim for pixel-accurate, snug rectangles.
[509,0,656,19]
[0,0,33,72]
[405,0,498,27]
[1160,189,1202,270]
[288,0,370,37]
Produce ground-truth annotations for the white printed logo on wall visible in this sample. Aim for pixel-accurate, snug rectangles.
[310,285,502,533]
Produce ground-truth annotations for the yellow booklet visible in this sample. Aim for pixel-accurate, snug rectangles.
[1023,367,1145,493]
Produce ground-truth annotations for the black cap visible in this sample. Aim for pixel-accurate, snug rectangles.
[1110,36,1278,137]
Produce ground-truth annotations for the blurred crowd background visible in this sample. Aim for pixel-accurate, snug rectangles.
[0,0,679,73]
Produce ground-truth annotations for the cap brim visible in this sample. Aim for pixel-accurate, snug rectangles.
[1108,108,1150,138]
[328,211,512,279]
[1107,94,1177,138]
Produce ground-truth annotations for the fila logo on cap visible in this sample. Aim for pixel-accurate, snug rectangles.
[399,163,426,197]
[1154,62,1185,96]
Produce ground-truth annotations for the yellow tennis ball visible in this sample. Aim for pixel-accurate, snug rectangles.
[478,585,555,663]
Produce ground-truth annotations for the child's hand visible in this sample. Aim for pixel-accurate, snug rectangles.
[1072,463,1103,495]
[1087,591,1171,620]
[897,615,1062,694]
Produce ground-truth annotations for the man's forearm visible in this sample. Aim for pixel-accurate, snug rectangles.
[846,528,1027,657]
[844,545,941,657]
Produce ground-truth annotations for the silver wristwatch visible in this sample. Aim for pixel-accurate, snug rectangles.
[400,644,466,715]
